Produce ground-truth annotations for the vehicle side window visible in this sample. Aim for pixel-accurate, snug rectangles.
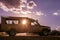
[6,20,12,24]
[13,20,18,24]
[6,20,19,24]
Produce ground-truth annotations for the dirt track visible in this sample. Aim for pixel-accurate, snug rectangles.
[0,36,60,40]
[0,33,60,40]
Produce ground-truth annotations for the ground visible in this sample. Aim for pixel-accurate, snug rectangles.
[0,32,39,36]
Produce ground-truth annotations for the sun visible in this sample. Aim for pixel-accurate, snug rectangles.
[22,19,27,25]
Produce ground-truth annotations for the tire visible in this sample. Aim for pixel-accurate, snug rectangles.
[38,31,49,36]
[42,29,50,36]
[6,30,16,36]
[38,29,50,36]
[42,31,49,36]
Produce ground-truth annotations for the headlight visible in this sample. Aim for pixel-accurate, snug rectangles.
[22,19,27,25]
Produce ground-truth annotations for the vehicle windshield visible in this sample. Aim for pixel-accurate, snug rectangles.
[31,21,38,26]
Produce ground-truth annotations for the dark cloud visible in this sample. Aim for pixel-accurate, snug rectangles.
[0,0,37,14]
[28,2,34,7]
[0,0,20,8]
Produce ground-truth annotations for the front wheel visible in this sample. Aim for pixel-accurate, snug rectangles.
[38,31,49,36]
[38,30,50,36]
[42,31,49,36]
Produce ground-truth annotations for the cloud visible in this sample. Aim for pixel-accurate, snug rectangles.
[53,12,59,16]
[27,1,37,9]
[0,2,9,12]
[0,0,20,8]
[36,11,46,16]
[0,0,21,13]
[21,0,27,3]
[56,26,60,31]
[20,10,32,14]
[52,10,60,16]
[0,0,37,15]
[0,0,30,15]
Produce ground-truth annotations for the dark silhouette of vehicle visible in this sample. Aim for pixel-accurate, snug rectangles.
[0,17,51,36]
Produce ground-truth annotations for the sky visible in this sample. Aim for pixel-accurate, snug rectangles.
[0,0,60,30]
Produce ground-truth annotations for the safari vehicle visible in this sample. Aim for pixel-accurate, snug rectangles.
[0,17,51,36]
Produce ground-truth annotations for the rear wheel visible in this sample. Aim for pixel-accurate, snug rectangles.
[6,30,16,36]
